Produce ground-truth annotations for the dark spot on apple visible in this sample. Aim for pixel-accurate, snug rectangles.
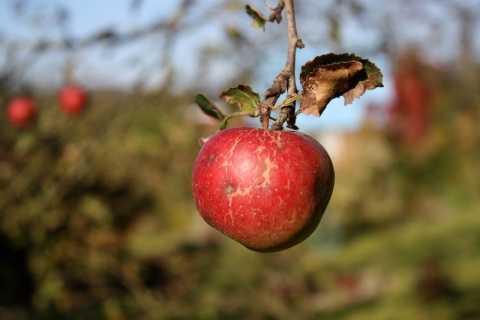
[225,185,234,194]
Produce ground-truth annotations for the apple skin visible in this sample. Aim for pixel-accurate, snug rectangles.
[192,127,335,252]
[6,97,37,128]
[58,84,88,116]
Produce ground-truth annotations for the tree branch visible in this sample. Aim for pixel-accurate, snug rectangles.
[258,0,303,130]
[272,0,303,130]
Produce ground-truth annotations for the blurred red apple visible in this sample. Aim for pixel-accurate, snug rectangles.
[58,84,88,116]
[192,127,335,252]
[6,97,37,128]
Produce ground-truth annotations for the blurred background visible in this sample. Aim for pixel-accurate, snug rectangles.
[1,0,480,319]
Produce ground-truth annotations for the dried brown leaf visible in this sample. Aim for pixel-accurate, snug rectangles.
[299,53,383,117]
[343,79,378,105]
[300,61,365,117]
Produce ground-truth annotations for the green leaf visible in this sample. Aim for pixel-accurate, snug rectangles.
[219,85,261,112]
[362,59,384,87]
[246,5,267,29]
[299,53,383,117]
[194,93,225,120]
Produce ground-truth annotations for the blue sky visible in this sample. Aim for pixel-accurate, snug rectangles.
[0,0,394,132]
[0,1,177,38]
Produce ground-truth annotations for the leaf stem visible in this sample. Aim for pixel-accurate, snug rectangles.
[271,94,301,111]
[220,110,256,129]
[263,0,275,11]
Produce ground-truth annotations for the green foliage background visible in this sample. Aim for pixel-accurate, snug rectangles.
[1,60,480,320]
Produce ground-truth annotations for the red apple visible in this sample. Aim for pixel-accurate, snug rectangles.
[58,84,87,116]
[6,97,37,128]
[192,127,335,252]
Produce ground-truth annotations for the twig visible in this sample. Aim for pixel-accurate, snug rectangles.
[272,0,304,130]
[258,0,303,130]
[267,0,285,23]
